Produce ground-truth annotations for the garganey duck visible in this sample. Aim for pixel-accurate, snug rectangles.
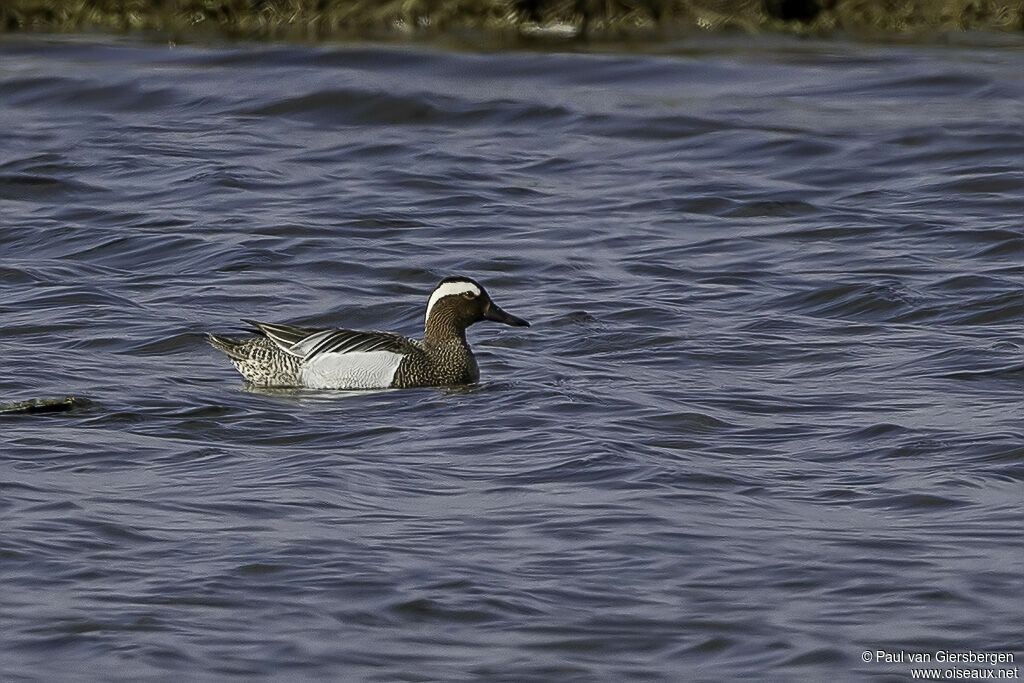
[207,276,529,389]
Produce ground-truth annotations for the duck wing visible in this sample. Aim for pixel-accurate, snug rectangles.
[243,319,417,360]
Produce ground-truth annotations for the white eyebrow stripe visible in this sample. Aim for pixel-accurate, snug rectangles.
[425,281,481,325]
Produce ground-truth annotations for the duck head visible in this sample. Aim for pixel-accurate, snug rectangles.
[424,276,530,338]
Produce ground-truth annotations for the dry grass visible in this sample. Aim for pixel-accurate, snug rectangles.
[1,0,1022,40]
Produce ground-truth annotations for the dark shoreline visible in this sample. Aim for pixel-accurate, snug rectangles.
[3,0,1022,45]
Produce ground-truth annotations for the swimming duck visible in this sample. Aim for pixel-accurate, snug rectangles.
[207,276,529,389]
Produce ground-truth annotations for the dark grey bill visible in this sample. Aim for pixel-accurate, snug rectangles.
[484,302,530,327]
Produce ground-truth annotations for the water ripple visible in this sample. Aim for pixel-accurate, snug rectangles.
[1,34,1023,681]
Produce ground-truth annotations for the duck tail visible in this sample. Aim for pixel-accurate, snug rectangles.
[207,333,248,361]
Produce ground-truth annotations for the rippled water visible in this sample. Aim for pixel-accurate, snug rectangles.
[2,34,1023,680]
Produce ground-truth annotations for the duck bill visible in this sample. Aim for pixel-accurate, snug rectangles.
[484,301,530,327]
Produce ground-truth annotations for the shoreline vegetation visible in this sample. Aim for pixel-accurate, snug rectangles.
[1,1,1023,44]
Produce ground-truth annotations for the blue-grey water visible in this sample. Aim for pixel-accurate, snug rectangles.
[2,34,1023,681]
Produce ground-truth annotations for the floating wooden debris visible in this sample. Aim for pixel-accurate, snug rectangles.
[0,396,78,415]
